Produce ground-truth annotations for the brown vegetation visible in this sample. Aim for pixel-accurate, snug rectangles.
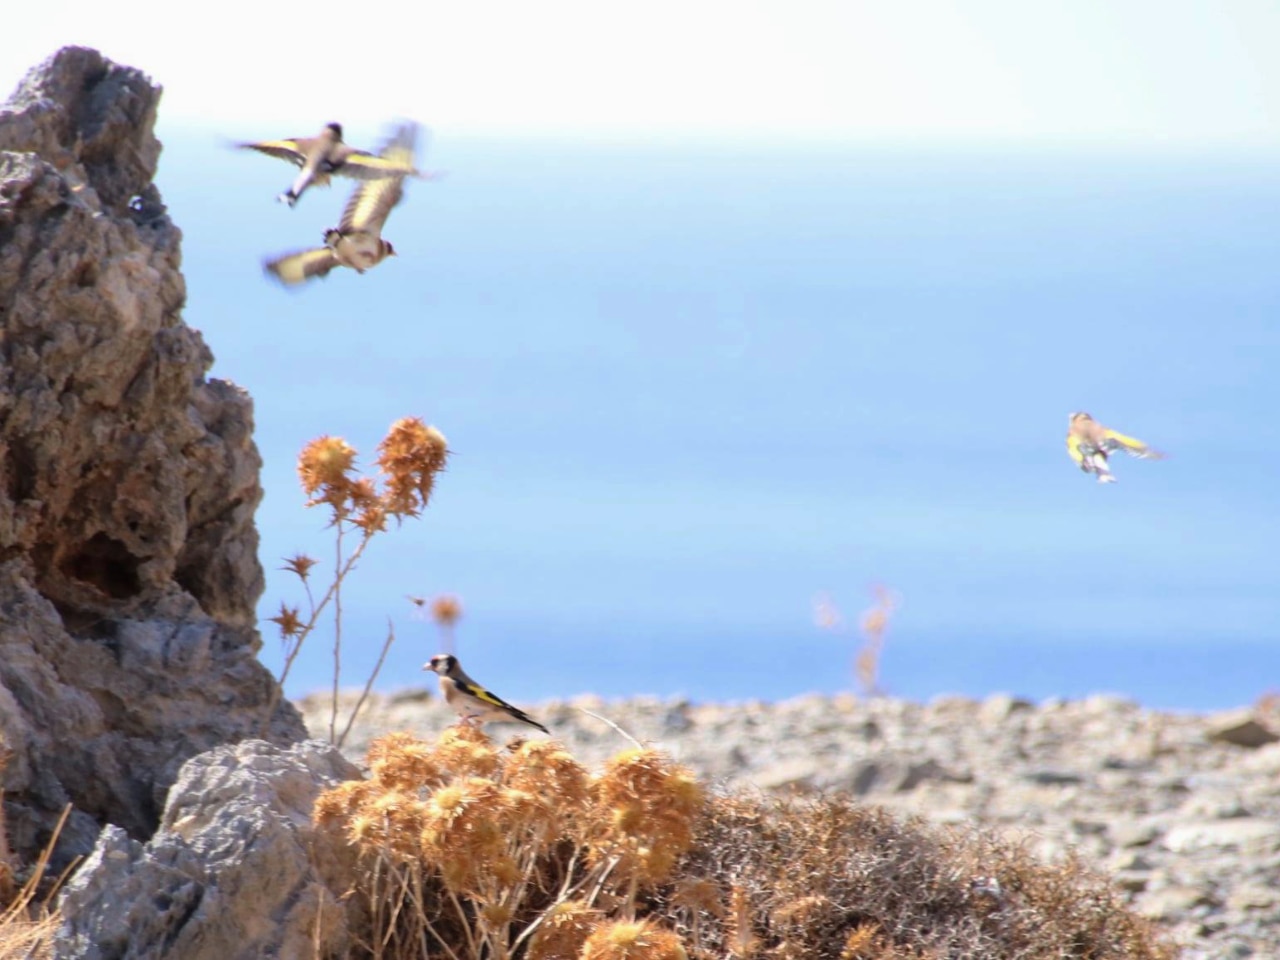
[314,727,1175,960]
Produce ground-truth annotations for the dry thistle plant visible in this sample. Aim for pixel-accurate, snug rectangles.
[813,584,900,697]
[312,732,1174,960]
[855,584,899,697]
[313,728,699,960]
[266,417,449,745]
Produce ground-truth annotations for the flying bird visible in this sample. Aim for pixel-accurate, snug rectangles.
[1066,412,1166,484]
[423,654,550,734]
[263,123,419,285]
[237,121,423,207]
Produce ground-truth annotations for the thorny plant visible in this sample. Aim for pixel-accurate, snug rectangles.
[814,584,901,697]
[314,728,702,960]
[265,417,450,746]
[313,730,1176,960]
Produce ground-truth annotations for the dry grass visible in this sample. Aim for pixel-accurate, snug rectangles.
[314,728,1175,960]
[0,753,68,960]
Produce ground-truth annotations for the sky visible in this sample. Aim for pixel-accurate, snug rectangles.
[4,4,1279,711]
[3,2,1280,144]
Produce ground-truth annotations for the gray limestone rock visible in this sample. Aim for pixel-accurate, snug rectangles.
[55,739,360,960]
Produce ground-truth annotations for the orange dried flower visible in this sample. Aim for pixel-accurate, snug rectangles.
[431,594,463,627]
[375,417,449,518]
[269,603,303,638]
[281,553,318,580]
[527,900,604,960]
[581,920,688,960]
[297,435,357,505]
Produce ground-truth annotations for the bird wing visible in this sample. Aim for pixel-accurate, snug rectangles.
[337,125,418,234]
[331,147,422,180]
[454,677,549,732]
[263,247,340,285]
[1101,428,1165,459]
[1065,433,1087,467]
[237,137,316,167]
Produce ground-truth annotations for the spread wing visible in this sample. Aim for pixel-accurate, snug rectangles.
[1101,428,1165,459]
[263,247,340,285]
[338,124,418,235]
[332,146,422,180]
[237,137,317,167]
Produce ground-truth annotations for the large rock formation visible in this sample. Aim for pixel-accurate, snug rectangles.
[0,47,305,870]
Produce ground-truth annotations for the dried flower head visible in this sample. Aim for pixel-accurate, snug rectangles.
[366,732,446,790]
[840,923,882,960]
[581,920,688,960]
[527,900,605,960]
[589,749,704,886]
[297,435,357,506]
[434,724,501,779]
[312,779,377,827]
[268,602,303,638]
[507,739,590,823]
[376,417,449,518]
[431,594,463,627]
[281,553,318,580]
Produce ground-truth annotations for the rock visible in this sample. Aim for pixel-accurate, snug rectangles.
[0,46,304,870]
[1022,768,1085,786]
[978,693,1034,724]
[1138,885,1218,921]
[1161,819,1280,854]
[1206,710,1280,749]
[55,739,360,960]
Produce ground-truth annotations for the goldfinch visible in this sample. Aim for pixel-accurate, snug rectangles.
[1066,412,1166,484]
[264,123,417,284]
[424,654,550,734]
[237,121,423,207]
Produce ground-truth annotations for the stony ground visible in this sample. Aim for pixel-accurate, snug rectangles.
[298,689,1280,960]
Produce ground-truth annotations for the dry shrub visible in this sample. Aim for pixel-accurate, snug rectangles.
[315,732,1173,960]
[672,793,1175,960]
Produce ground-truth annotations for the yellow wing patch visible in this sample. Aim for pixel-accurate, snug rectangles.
[1065,433,1085,466]
[461,680,513,710]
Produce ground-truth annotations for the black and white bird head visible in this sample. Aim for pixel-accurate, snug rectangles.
[424,653,458,676]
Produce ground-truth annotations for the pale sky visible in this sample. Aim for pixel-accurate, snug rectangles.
[3,1,1279,144]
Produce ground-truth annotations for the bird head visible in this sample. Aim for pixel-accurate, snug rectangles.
[1069,411,1093,425]
[326,122,344,138]
[384,241,397,258]
[424,653,457,676]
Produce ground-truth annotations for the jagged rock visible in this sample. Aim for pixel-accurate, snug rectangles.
[0,46,304,870]
[1205,709,1280,749]
[55,739,361,960]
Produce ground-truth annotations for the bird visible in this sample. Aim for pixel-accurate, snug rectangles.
[1066,412,1166,484]
[263,123,419,285]
[423,653,550,734]
[236,121,423,207]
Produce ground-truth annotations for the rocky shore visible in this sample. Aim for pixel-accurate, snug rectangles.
[301,688,1280,960]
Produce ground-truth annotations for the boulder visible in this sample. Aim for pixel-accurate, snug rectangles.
[56,739,361,960]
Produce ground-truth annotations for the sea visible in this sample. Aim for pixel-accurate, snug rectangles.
[154,127,1279,712]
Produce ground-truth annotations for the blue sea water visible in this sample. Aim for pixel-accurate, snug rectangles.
[156,128,1280,711]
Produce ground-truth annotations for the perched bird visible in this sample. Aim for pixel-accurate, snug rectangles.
[237,121,422,207]
[263,123,419,285]
[1066,412,1166,484]
[424,653,550,734]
